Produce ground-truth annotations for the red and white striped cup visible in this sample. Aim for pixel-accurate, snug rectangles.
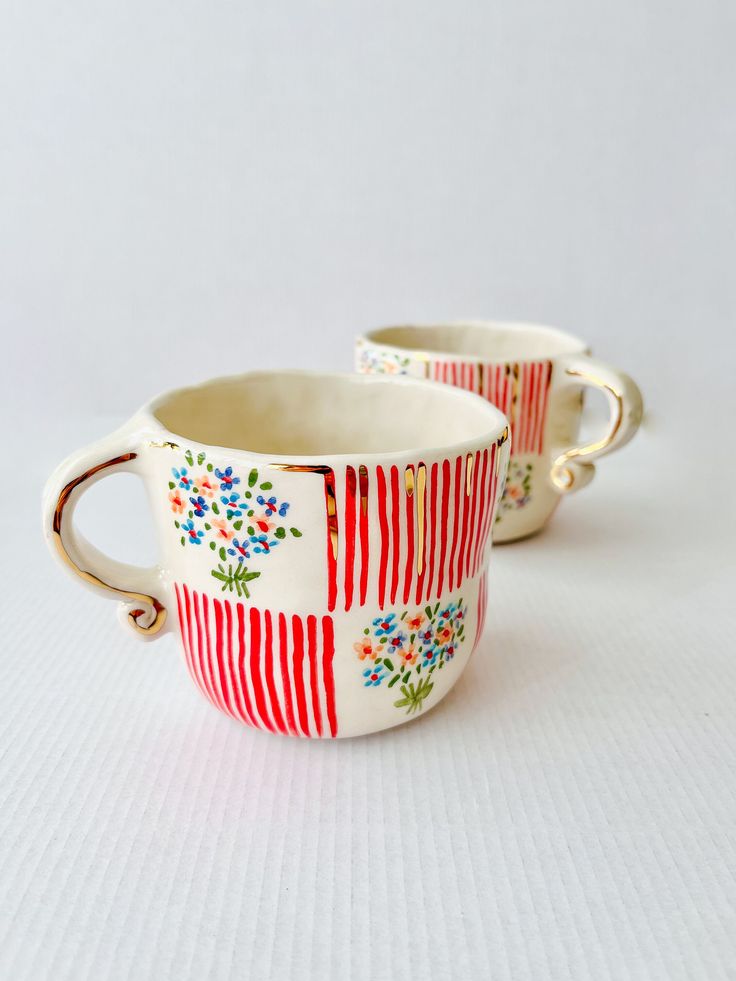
[356,322,643,543]
[43,371,509,738]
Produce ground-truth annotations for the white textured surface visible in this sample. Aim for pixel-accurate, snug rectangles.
[2,412,736,980]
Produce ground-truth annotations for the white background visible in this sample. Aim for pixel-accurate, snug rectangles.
[2,2,735,979]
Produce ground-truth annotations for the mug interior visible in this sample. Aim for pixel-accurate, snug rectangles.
[364,321,587,361]
[151,371,504,456]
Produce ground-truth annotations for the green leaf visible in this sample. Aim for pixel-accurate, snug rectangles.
[197,451,206,466]
[233,519,243,531]
[209,541,216,551]
[245,491,252,499]
[275,527,286,540]
[168,481,175,490]
[219,547,227,561]
[363,628,370,635]
[383,658,394,672]
[259,481,272,490]
[388,675,400,688]
[290,528,302,537]
[248,468,258,487]
[211,501,220,515]
[180,536,185,546]
[207,462,214,472]
[247,525,255,536]
[204,522,211,531]
[425,606,433,620]
[184,450,194,466]
[174,520,180,528]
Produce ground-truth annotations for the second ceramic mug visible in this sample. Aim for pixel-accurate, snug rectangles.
[42,371,510,738]
[356,321,643,543]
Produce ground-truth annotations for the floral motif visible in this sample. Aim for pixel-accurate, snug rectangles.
[357,346,412,376]
[355,598,468,714]
[168,448,302,599]
[496,461,532,520]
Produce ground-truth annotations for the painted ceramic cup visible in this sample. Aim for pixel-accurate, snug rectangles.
[42,371,510,738]
[355,322,643,543]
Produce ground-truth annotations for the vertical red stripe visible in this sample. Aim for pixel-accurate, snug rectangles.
[263,609,286,734]
[226,599,248,725]
[279,612,297,735]
[437,459,451,598]
[307,615,322,736]
[193,591,216,707]
[389,465,401,605]
[359,466,370,606]
[183,585,204,697]
[249,607,275,732]
[322,616,337,737]
[456,457,471,588]
[465,451,481,578]
[174,584,194,684]
[415,464,428,605]
[425,462,438,603]
[471,449,490,575]
[376,466,389,609]
[403,466,415,604]
[202,594,225,712]
[344,466,357,611]
[292,614,309,736]
[236,603,257,727]
[448,456,462,592]
[538,362,552,455]
[213,598,235,720]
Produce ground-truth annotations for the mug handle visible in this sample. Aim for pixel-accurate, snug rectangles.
[42,431,169,639]
[549,353,643,493]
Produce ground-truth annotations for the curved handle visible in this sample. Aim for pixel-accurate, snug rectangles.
[550,353,643,494]
[42,432,168,639]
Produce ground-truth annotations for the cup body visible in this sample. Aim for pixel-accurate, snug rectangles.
[356,322,641,542]
[44,371,509,738]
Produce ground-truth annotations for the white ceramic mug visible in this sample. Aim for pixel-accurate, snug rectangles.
[42,371,510,738]
[356,322,643,543]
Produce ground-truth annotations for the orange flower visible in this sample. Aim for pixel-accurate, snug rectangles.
[251,512,276,535]
[400,645,418,666]
[212,517,234,542]
[508,485,521,499]
[197,473,217,498]
[353,638,383,661]
[169,489,186,513]
[405,612,425,631]
[436,625,453,644]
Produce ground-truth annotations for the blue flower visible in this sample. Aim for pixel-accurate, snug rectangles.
[228,538,250,562]
[182,519,204,545]
[422,646,439,667]
[257,494,278,516]
[250,533,278,555]
[189,495,209,517]
[173,467,192,490]
[215,466,240,491]
[220,492,242,518]
[387,630,407,651]
[372,614,396,637]
[363,664,386,687]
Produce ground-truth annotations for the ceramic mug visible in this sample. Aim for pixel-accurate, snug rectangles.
[42,371,510,738]
[355,322,643,543]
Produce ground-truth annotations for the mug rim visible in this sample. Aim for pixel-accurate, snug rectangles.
[358,319,588,363]
[139,369,510,465]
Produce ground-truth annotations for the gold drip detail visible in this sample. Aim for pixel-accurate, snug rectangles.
[269,462,338,558]
[358,465,369,515]
[416,463,427,575]
[404,465,415,497]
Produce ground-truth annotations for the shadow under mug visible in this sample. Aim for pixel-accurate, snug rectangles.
[355,322,643,543]
[42,371,510,738]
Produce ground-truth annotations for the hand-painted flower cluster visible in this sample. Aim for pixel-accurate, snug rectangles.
[496,461,532,520]
[356,346,412,375]
[355,599,468,714]
[168,448,302,599]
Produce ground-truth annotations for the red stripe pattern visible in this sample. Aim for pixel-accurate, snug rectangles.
[174,584,337,737]
[336,446,503,611]
[431,359,552,454]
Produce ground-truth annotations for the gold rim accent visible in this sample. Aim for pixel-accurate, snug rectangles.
[550,367,625,491]
[52,453,167,635]
[404,465,415,497]
[270,463,338,558]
